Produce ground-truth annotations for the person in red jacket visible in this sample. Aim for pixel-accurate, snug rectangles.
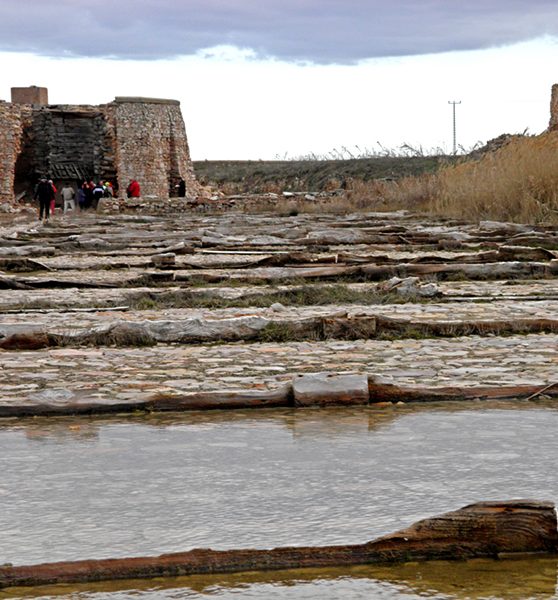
[49,180,57,215]
[126,179,141,198]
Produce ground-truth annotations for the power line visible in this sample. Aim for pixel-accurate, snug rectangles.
[448,100,461,154]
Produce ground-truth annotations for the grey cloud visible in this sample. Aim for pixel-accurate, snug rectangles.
[1,0,557,62]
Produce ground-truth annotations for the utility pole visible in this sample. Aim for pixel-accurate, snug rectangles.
[448,100,461,154]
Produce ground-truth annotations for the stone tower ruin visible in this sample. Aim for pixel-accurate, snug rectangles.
[0,87,199,202]
[549,84,558,131]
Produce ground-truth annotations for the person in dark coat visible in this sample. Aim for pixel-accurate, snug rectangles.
[82,180,93,209]
[34,177,55,221]
[177,178,186,197]
[76,187,86,211]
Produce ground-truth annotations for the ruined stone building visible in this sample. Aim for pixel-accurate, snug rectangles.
[0,86,199,202]
[550,84,558,131]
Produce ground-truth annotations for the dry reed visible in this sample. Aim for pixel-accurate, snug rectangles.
[433,132,558,224]
[242,132,558,224]
[354,132,558,223]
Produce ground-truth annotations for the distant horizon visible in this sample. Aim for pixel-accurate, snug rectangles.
[189,144,485,161]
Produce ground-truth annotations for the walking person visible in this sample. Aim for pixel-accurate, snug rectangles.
[77,186,86,211]
[61,183,76,214]
[34,176,55,221]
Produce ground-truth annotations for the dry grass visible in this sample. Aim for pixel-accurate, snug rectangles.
[243,133,558,224]
[433,132,558,223]
[346,175,438,212]
[194,156,444,194]
[126,285,412,310]
[248,176,438,215]
[348,133,558,224]
[269,196,371,215]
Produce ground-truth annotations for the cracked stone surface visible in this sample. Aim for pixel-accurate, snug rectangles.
[0,209,556,414]
[0,300,557,337]
[1,280,558,312]
[0,334,556,409]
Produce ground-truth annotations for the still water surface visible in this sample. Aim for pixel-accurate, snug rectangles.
[1,401,558,598]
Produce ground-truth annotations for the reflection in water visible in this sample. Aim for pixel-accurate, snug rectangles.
[371,556,558,599]
[2,557,558,599]
[4,397,557,441]
[2,406,402,441]
[23,422,100,444]
[2,400,558,599]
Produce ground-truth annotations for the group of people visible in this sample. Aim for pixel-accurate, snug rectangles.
[34,177,143,220]
[78,180,115,211]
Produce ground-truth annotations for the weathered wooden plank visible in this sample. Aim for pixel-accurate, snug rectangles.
[0,258,51,272]
[147,384,292,411]
[367,381,558,403]
[1,501,555,589]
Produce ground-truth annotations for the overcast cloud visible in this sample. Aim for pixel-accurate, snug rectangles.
[1,0,558,62]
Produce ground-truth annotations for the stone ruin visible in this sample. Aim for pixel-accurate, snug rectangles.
[550,84,558,131]
[0,86,200,203]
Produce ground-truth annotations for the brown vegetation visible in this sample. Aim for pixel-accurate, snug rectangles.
[193,156,445,194]
[433,132,558,223]
[340,133,558,223]
[217,133,558,224]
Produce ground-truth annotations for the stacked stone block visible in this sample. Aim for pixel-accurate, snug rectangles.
[28,106,116,184]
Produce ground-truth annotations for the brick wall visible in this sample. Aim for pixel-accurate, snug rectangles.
[109,98,199,198]
[11,86,48,105]
[0,103,31,202]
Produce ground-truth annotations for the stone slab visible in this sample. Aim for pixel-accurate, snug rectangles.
[293,372,370,407]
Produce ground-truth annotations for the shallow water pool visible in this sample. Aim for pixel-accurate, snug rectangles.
[1,401,557,598]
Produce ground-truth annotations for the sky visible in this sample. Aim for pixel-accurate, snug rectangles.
[1,1,557,159]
